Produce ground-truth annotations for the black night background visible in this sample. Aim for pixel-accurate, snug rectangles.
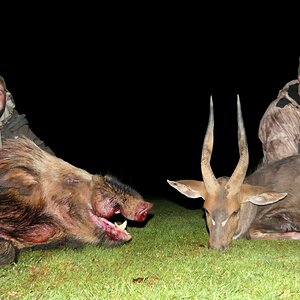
[1,7,299,201]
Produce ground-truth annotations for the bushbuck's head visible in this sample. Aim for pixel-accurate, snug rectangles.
[167,96,287,250]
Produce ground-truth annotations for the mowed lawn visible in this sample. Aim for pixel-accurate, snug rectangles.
[1,196,300,299]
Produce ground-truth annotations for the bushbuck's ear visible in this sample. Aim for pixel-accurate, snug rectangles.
[167,179,205,199]
[241,184,287,205]
[247,192,287,205]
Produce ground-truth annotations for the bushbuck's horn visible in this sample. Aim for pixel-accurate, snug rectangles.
[225,94,249,196]
[201,95,220,194]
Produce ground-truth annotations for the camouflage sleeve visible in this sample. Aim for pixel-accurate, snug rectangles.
[259,104,300,164]
[277,79,300,99]
[259,81,300,165]
[17,124,55,156]
[4,111,55,156]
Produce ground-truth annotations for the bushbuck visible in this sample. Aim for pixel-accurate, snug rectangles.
[0,136,153,266]
[168,95,300,250]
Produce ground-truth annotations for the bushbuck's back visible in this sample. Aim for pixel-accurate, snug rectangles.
[245,155,300,232]
[168,96,300,250]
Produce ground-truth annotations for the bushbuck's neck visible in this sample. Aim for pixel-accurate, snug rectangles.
[233,201,258,239]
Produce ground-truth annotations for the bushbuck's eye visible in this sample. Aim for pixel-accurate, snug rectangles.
[203,207,209,215]
[232,208,240,216]
[204,208,215,226]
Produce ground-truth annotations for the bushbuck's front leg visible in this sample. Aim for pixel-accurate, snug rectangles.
[248,212,300,240]
[248,229,300,240]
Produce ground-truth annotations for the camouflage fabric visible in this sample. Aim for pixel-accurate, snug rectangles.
[0,90,54,155]
[259,78,300,165]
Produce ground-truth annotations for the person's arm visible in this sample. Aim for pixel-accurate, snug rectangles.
[6,111,55,156]
[17,123,55,156]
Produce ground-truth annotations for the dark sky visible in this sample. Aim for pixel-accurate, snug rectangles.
[1,9,299,199]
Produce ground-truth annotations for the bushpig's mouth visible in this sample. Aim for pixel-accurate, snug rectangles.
[89,200,153,243]
[89,211,131,242]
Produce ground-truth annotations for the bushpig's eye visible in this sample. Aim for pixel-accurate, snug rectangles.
[64,174,80,185]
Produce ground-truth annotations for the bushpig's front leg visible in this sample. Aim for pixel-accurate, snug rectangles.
[0,239,17,266]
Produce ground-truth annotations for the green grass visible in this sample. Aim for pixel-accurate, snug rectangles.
[1,197,300,299]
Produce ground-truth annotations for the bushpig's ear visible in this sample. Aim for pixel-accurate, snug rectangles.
[0,167,38,195]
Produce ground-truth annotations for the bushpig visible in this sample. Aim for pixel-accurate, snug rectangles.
[0,137,153,266]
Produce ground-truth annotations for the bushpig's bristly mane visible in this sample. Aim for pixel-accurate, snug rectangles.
[0,136,92,180]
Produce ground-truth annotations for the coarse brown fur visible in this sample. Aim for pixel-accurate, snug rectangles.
[0,137,153,266]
